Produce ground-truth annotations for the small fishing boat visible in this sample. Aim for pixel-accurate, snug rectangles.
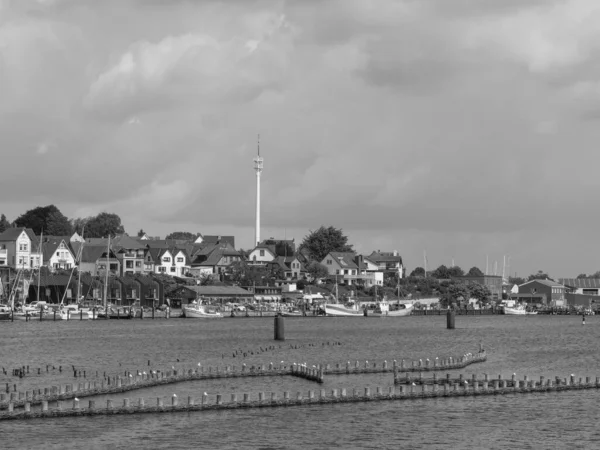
[183,302,223,319]
[369,301,413,317]
[503,304,537,315]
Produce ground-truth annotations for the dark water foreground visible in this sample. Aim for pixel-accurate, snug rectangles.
[1,315,599,449]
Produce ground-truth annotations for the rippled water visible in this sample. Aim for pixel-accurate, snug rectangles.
[1,315,600,449]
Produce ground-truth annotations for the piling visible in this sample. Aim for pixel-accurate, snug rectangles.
[274,315,285,341]
[447,310,455,329]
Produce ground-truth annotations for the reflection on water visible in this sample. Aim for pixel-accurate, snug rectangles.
[1,315,599,449]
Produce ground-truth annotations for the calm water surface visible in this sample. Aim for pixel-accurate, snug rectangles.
[1,315,599,449]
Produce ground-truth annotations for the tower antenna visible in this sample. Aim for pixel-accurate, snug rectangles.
[253,134,264,246]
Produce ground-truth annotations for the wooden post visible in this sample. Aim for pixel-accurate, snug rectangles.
[274,315,285,341]
[446,310,455,329]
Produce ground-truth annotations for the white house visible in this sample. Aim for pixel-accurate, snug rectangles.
[0,228,43,269]
[248,244,276,265]
[172,249,191,277]
[320,252,383,286]
[154,249,174,275]
[43,238,76,271]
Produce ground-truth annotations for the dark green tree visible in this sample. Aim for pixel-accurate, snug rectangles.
[305,261,329,281]
[467,282,491,304]
[299,226,353,262]
[509,276,526,286]
[439,281,470,308]
[466,266,485,277]
[165,231,198,241]
[0,214,11,233]
[14,205,69,235]
[590,271,600,279]
[527,270,549,281]
[81,212,125,238]
[447,266,465,277]
[45,209,73,236]
[137,229,146,238]
[409,267,425,277]
[432,265,451,279]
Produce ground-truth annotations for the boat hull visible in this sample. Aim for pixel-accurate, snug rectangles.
[183,306,223,319]
[503,307,535,315]
[324,304,363,317]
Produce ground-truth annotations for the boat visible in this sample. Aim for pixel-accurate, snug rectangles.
[503,304,537,315]
[323,278,364,317]
[281,309,304,317]
[369,301,413,317]
[183,302,223,319]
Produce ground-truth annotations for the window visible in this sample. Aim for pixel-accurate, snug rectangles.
[260,250,265,257]
[56,251,60,257]
[336,269,340,275]
[135,261,142,268]
[170,267,176,273]
[326,259,332,265]
[19,243,28,251]
[163,257,171,263]
[177,257,184,263]
[159,267,166,273]
[126,261,133,268]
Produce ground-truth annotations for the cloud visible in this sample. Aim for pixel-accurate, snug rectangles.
[2,0,600,277]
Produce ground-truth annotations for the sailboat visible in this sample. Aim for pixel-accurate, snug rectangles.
[323,276,363,317]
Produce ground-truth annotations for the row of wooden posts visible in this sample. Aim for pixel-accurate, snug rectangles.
[2,373,599,420]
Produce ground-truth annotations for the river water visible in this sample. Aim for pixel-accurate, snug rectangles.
[1,315,599,449]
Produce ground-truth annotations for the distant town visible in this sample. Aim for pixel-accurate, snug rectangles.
[0,205,599,313]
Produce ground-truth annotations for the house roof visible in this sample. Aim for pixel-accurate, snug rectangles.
[41,238,75,262]
[368,251,403,264]
[201,235,235,247]
[519,279,564,288]
[32,273,75,287]
[73,243,118,263]
[182,285,252,296]
[0,227,37,242]
[324,252,359,269]
[558,278,600,289]
[110,234,146,250]
[268,256,305,272]
[192,242,240,266]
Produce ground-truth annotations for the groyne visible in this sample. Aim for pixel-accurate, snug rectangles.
[1,374,598,421]
[0,349,484,410]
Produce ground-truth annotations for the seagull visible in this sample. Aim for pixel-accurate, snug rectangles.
[198,363,201,367]
[74,397,79,401]
[173,394,177,397]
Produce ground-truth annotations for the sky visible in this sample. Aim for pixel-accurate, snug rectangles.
[1,0,600,278]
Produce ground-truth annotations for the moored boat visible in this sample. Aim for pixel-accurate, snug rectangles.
[324,303,363,317]
[183,303,223,319]
[504,305,537,315]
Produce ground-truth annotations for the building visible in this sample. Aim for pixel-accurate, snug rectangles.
[320,252,382,287]
[247,244,277,266]
[41,237,76,271]
[558,278,600,296]
[266,256,306,280]
[458,275,503,301]
[518,279,566,306]
[0,228,43,269]
[189,242,242,277]
[74,243,120,276]
[367,251,404,278]
[111,235,146,276]
[171,285,254,306]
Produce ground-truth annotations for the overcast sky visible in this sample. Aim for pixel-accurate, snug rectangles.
[1,0,599,278]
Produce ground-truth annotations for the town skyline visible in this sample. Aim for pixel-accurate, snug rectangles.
[2,1,600,278]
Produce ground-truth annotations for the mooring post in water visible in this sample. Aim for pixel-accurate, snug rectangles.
[274,314,285,341]
[447,310,455,329]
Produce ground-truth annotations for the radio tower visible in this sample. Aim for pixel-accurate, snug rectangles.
[253,135,263,246]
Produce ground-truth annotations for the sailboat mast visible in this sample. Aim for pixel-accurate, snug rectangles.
[37,231,42,303]
[104,235,110,308]
[77,227,85,303]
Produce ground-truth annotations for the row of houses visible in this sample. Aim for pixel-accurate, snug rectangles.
[0,228,241,278]
[0,229,404,288]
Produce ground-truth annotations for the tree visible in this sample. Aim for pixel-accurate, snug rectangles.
[590,271,600,279]
[45,209,72,236]
[431,265,451,279]
[439,281,470,309]
[14,205,69,235]
[80,212,125,238]
[467,282,491,304]
[447,266,465,277]
[0,214,10,233]
[305,261,329,281]
[527,270,549,281]
[198,272,216,286]
[409,267,425,277]
[508,276,526,286]
[299,226,353,262]
[466,266,485,277]
[137,229,146,238]
[165,231,198,241]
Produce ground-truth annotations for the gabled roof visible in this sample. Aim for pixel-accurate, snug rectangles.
[74,244,119,264]
[324,252,359,269]
[250,245,276,257]
[192,242,240,266]
[519,279,564,288]
[183,285,252,296]
[0,227,37,242]
[558,278,600,289]
[368,251,403,264]
[201,235,235,247]
[41,237,75,262]
[268,256,305,272]
[110,234,146,250]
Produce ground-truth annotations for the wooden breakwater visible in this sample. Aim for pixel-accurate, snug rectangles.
[2,374,599,421]
[0,349,484,410]
[323,350,486,375]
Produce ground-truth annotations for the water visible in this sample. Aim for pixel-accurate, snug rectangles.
[1,315,600,449]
